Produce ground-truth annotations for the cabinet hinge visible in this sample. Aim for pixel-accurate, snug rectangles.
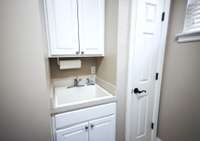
[155,73,159,80]
[161,12,165,22]
[151,122,154,130]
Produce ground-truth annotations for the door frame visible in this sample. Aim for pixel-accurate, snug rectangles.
[125,0,171,141]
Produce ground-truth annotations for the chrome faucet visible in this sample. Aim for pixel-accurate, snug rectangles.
[68,78,84,88]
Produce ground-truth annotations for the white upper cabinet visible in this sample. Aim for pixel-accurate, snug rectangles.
[45,0,79,55]
[78,0,105,55]
[44,0,105,57]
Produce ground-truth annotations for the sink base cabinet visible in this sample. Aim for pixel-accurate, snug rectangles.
[52,103,116,141]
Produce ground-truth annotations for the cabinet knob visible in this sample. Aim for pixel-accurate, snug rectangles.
[85,126,89,131]
[81,51,84,54]
[90,124,94,129]
[76,51,79,55]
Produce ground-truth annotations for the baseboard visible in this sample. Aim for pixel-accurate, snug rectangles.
[156,137,162,141]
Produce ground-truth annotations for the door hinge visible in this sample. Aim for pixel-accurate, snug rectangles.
[161,12,165,22]
[151,122,154,130]
[155,73,159,80]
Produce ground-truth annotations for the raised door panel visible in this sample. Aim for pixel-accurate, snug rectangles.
[78,0,105,55]
[89,115,115,141]
[45,0,79,56]
[56,122,89,141]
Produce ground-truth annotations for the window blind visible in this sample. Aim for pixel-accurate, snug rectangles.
[183,0,200,33]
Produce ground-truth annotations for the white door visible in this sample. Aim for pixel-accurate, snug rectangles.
[78,0,105,55]
[127,0,163,141]
[45,0,79,56]
[56,122,89,141]
[89,115,115,141]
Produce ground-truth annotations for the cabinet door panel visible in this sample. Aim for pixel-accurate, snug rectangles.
[56,122,88,141]
[45,0,79,55]
[89,115,115,141]
[78,0,105,55]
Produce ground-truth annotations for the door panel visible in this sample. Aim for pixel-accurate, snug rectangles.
[129,0,162,141]
[78,0,104,55]
[136,97,148,138]
[89,115,115,141]
[56,122,88,141]
[46,0,79,55]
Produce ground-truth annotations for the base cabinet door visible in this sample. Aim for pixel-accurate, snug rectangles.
[89,115,115,141]
[56,122,89,141]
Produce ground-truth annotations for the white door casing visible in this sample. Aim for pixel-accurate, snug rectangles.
[56,122,89,141]
[151,0,171,140]
[89,115,115,141]
[45,0,79,55]
[125,0,169,141]
[78,0,105,55]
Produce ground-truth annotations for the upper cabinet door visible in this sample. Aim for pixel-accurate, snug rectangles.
[89,115,115,141]
[45,0,79,56]
[56,122,89,141]
[78,0,105,56]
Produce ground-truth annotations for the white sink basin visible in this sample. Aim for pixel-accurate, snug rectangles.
[54,84,114,108]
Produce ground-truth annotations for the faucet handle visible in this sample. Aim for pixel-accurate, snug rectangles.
[74,78,81,82]
[74,78,78,83]
[86,78,95,85]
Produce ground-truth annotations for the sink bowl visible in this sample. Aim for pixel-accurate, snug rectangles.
[54,84,114,108]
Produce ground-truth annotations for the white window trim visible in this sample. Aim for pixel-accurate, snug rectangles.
[176,31,200,43]
[176,0,200,43]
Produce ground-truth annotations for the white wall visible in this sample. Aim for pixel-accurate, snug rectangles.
[158,0,200,141]
[96,0,118,86]
[0,0,51,141]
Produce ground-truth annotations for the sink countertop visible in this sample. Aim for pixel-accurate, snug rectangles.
[51,84,116,115]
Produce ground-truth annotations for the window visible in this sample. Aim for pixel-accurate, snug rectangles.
[176,0,200,43]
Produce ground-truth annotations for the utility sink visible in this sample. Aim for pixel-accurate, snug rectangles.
[53,84,115,109]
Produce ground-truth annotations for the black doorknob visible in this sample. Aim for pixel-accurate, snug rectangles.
[133,88,147,94]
